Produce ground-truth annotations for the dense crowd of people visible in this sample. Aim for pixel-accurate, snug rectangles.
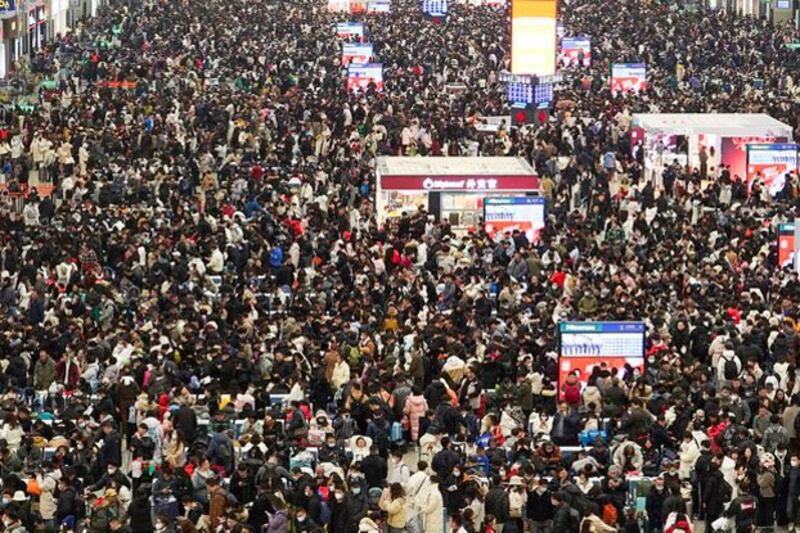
[0,0,797,531]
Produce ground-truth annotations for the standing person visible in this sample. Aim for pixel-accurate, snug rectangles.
[362,446,388,490]
[528,477,553,533]
[207,476,228,531]
[786,454,800,527]
[98,421,122,470]
[724,482,758,532]
[416,474,444,533]
[757,454,777,531]
[645,477,667,533]
[379,483,408,533]
[704,458,732,526]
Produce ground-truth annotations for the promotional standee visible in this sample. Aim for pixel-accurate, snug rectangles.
[341,43,373,66]
[746,143,798,195]
[778,222,800,272]
[559,36,591,67]
[611,63,647,95]
[558,322,646,400]
[346,63,383,92]
[483,196,546,243]
[336,22,365,40]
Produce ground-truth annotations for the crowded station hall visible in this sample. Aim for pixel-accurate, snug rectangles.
[0,0,798,530]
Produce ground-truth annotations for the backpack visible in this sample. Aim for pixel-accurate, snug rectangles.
[723,356,738,380]
[390,421,404,443]
[719,479,733,503]
[568,507,582,532]
[348,345,361,367]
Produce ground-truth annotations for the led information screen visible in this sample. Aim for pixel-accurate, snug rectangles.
[747,143,798,196]
[507,82,553,105]
[560,36,591,67]
[422,0,447,15]
[611,63,647,95]
[346,63,383,92]
[558,322,646,400]
[511,0,557,76]
[484,196,546,242]
[342,43,373,66]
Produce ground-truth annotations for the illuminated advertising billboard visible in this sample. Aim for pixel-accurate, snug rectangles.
[342,43,373,66]
[367,0,390,12]
[484,196,546,243]
[558,322,646,400]
[559,36,591,67]
[511,0,557,76]
[747,143,797,196]
[346,63,383,92]
[336,22,364,40]
[611,63,647,95]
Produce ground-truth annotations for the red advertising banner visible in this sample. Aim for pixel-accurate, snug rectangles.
[379,174,539,191]
[721,136,788,181]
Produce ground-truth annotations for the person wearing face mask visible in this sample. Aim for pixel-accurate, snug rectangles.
[2,509,25,533]
[328,486,351,533]
[645,477,667,533]
[318,433,347,466]
[89,462,131,493]
[786,454,800,528]
[293,507,323,532]
[347,480,369,533]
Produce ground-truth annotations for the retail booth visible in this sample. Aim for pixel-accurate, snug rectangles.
[375,156,539,228]
[631,113,794,189]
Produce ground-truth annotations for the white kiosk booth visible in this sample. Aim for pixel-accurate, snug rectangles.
[375,156,539,229]
[631,113,794,188]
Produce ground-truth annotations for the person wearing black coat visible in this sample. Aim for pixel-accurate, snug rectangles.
[704,462,730,524]
[646,477,667,533]
[174,404,198,444]
[527,479,554,528]
[98,421,122,470]
[55,478,78,524]
[485,477,510,526]
[346,484,368,533]
[328,489,351,533]
[431,439,461,481]
[361,447,387,489]
[550,492,573,532]
[128,489,152,533]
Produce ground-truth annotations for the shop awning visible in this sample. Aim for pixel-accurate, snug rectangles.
[632,113,793,138]
[376,156,538,191]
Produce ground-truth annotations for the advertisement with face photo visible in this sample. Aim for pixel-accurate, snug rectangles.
[746,143,798,196]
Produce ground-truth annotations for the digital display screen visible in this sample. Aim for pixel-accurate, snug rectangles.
[484,196,546,243]
[342,43,374,66]
[558,322,646,400]
[346,63,384,92]
[422,0,448,14]
[747,144,798,196]
[611,63,647,95]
